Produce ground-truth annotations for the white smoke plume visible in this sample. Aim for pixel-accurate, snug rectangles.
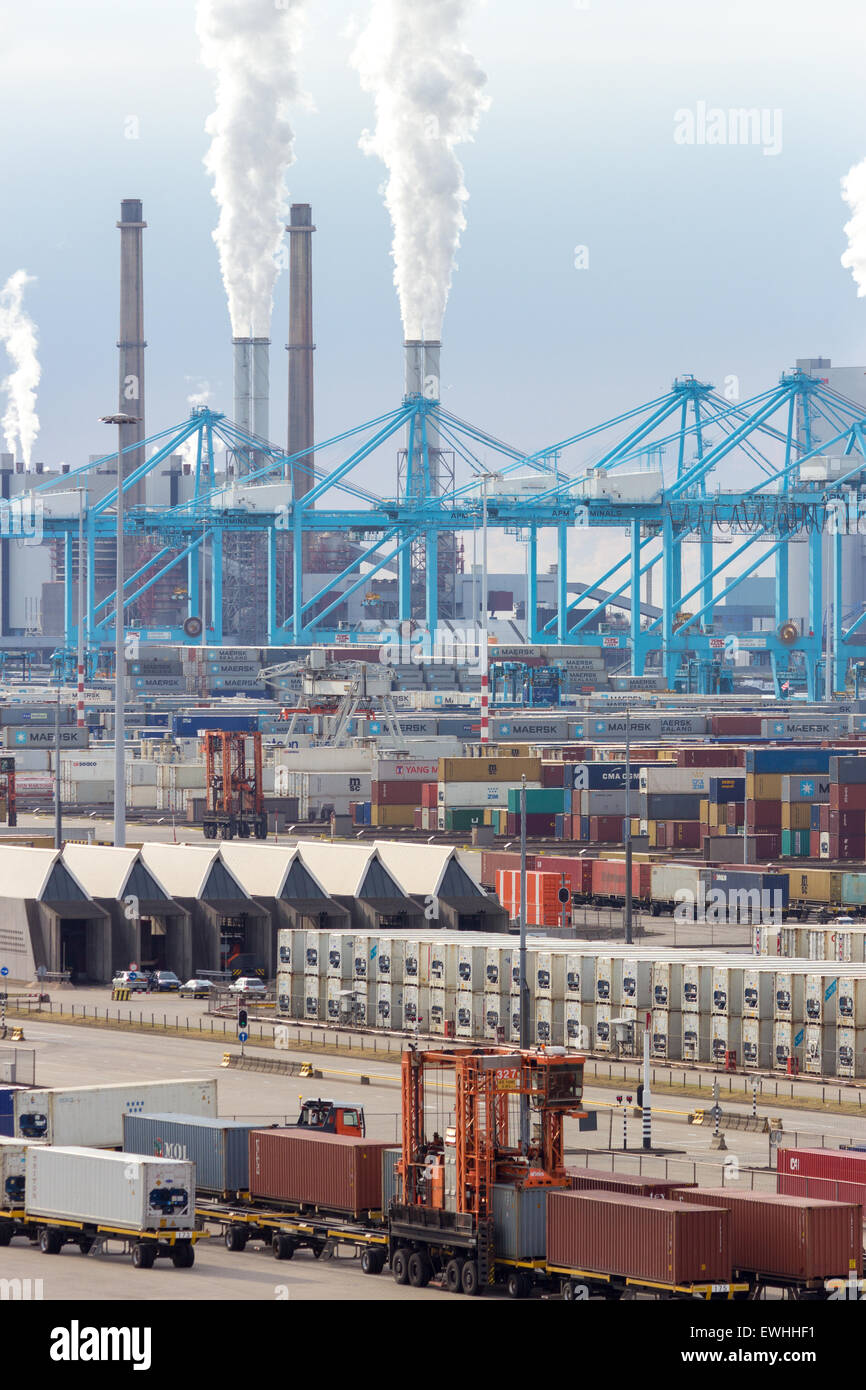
[353,0,489,341]
[842,158,866,295]
[0,270,41,467]
[196,0,307,337]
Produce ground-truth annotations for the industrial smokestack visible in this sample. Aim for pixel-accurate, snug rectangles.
[117,199,146,506]
[404,339,441,496]
[251,337,270,442]
[232,337,252,436]
[287,204,315,497]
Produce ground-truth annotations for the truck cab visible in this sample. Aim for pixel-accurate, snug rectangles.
[294,1099,365,1137]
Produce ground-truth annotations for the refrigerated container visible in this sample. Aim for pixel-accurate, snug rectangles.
[742,1018,773,1069]
[836,976,866,1027]
[277,929,292,969]
[681,1014,703,1063]
[742,968,774,1019]
[352,936,371,982]
[0,1135,43,1208]
[594,1003,612,1053]
[621,959,651,1009]
[375,940,403,982]
[25,1147,195,1231]
[595,957,620,1005]
[376,982,396,1029]
[651,961,680,1010]
[682,962,710,1014]
[327,934,352,979]
[772,1020,797,1070]
[803,1024,835,1076]
[429,987,447,1035]
[836,1026,866,1077]
[457,943,486,990]
[14,1080,217,1147]
[455,989,475,1039]
[774,971,805,1021]
[651,1009,682,1060]
[429,943,458,989]
[277,971,292,1017]
[711,1015,741,1067]
[326,978,343,1023]
[483,995,506,1041]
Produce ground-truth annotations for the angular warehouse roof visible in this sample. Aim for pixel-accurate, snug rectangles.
[295,842,407,901]
[219,843,331,902]
[62,845,179,906]
[138,844,257,907]
[0,846,93,904]
[373,842,486,900]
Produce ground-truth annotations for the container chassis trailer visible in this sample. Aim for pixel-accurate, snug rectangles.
[0,1209,205,1268]
[197,1198,388,1265]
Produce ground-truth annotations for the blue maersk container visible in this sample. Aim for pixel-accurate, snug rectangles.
[122,1113,260,1194]
[744,749,848,775]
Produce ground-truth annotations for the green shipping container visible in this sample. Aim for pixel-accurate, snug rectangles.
[781,828,810,857]
[842,872,866,907]
[442,808,485,831]
[506,787,565,814]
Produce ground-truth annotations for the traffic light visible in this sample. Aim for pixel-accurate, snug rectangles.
[238,1007,248,1031]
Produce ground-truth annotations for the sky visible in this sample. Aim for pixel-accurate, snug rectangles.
[1,0,866,581]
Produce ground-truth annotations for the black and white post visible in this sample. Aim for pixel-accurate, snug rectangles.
[642,1012,652,1150]
[624,707,633,945]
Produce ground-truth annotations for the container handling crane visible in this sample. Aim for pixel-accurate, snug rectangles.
[202,730,268,841]
[389,1045,586,1296]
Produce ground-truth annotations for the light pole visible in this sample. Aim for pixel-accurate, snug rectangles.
[77,486,86,728]
[624,706,633,945]
[54,684,62,849]
[101,412,139,848]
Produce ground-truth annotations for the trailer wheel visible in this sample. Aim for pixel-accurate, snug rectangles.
[0,1222,12,1247]
[273,1234,295,1261]
[391,1247,410,1285]
[171,1242,195,1269]
[132,1243,156,1270]
[255,816,268,841]
[361,1247,384,1275]
[39,1227,62,1255]
[561,1278,575,1301]
[225,1226,248,1252]
[238,822,251,839]
[506,1271,531,1300]
[461,1261,480,1296]
[444,1259,464,1294]
[408,1252,432,1288]
[78,1236,95,1255]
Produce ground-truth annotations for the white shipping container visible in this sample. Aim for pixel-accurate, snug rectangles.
[375,939,404,981]
[772,1020,796,1070]
[681,1014,704,1063]
[482,994,505,1041]
[352,937,371,981]
[774,972,805,1021]
[128,786,157,809]
[25,1146,196,1232]
[651,961,679,1010]
[277,929,292,969]
[326,978,343,1023]
[429,986,447,1035]
[303,981,321,1020]
[741,1017,772,1069]
[711,966,743,1017]
[651,1009,682,1061]
[14,1079,217,1148]
[436,780,541,807]
[376,982,396,1028]
[456,989,475,1039]
[457,944,486,990]
[622,959,651,1009]
[0,1135,45,1209]
[564,953,584,1000]
[594,1002,612,1053]
[639,767,736,794]
[650,863,704,907]
[276,971,292,1015]
[836,977,866,1027]
[710,1014,741,1066]
[429,943,458,989]
[535,997,554,1046]
[403,984,422,1029]
[402,940,430,987]
[803,1024,835,1076]
[837,1026,866,1077]
[595,957,620,1005]
[565,1000,587,1048]
[327,934,351,979]
[742,968,774,1018]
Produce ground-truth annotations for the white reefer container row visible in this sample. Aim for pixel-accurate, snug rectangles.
[25,1146,196,1232]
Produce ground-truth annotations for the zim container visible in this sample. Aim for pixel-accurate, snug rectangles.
[545,1189,730,1285]
[566,1167,697,1199]
[674,1187,862,1280]
[249,1129,390,1217]
[122,1113,260,1195]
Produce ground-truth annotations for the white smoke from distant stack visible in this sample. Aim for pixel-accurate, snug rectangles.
[841,159,866,294]
[0,269,41,467]
[352,0,489,340]
[196,0,307,336]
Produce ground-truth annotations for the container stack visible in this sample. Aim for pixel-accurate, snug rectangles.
[828,757,866,860]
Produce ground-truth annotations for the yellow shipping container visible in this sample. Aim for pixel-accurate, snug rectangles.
[787,869,843,905]
[781,802,811,831]
[370,804,416,827]
[745,774,783,800]
[439,757,543,783]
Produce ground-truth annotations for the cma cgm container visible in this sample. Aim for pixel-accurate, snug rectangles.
[249,1130,390,1218]
[122,1113,258,1196]
[566,1168,697,1198]
[545,1189,730,1285]
[675,1187,862,1281]
[777,1146,866,1208]
[14,1079,217,1147]
[25,1147,196,1232]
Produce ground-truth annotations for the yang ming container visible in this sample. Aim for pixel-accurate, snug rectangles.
[14,1079,217,1148]
[674,1187,862,1281]
[25,1146,196,1232]
[122,1113,257,1196]
[249,1130,390,1218]
[545,1189,730,1285]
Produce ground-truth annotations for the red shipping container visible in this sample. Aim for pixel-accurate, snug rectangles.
[819,804,831,832]
[371,779,425,806]
[567,1168,697,1198]
[828,836,866,860]
[725,802,745,827]
[831,783,866,811]
[413,809,423,829]
[677,1186,862,1280]
[589,815,623,843]
[572,813,584,840]
[546,1190,730,1285]
[560,746,593,762]
[711,715,762,736]
[590,859,651,900]
[810,831,822,858]
[754,833,782,858]
[420,782,438,808]
[249,1130,391,1217]
[829,809,866,834]
[536,855,594,896]
[481,850,539,889]
[541,762,566,787]
[746,800,783,830]
[680,747,744,767]
[673,821,701,848]
[778,1146,866,1197]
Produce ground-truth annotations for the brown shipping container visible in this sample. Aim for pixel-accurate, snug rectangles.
[546,1189,730,1285]
[249,1130,391,1216]
[566,1167,697,1199]
[371,779,425,806]
[439,757,542,783]
[674,1187,862,1280]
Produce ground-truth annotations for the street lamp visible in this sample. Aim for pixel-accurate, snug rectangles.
[100,412,139,849]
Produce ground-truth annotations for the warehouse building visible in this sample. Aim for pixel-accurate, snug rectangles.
[221,843,351,971]
[62,845,190,981]
[139,845,270,977]
[293,842,426,935]
[373,842,509,933]
[0,846,110,983]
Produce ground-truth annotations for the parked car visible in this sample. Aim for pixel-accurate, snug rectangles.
[111,971,149,994]
[152,971,181,993]
[228,976,267,996]
[178,978,216,998]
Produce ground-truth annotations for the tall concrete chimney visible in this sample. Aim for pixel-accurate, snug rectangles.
[404,339,441,497]
[287,204,315,498]
[117,199,147,506]
[251,338,270,442]
[233,337,253,436]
